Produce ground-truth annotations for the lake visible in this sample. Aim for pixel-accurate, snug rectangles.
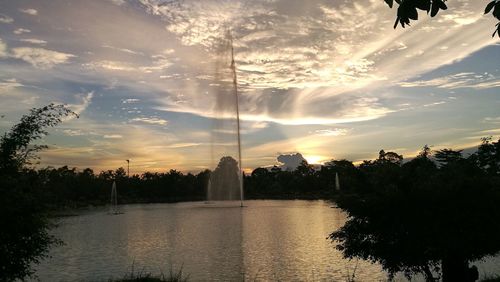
[34,200,500,281]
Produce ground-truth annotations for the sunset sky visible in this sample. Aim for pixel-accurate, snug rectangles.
[0,0,499,174]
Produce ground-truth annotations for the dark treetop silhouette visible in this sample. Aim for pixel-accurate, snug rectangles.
[385,0,500,37]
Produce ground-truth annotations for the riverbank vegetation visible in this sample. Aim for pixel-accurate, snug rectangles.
[2,104,500,281]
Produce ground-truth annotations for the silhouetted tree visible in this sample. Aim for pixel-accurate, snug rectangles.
[0,104,76,281]
[330,144,500,281]
[209,156,241,200]
[435,148,463,166]
[385,0,500,37]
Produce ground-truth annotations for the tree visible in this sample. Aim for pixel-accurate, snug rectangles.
[0,104,77,280]
[330,144,500,281]
[385,0,500,37]
[0,104,77,173]
[209,156,241,200]
[434,148,463,166]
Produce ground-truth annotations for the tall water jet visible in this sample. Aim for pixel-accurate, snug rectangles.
[207,29,244,206]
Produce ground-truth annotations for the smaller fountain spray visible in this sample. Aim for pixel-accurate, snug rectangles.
[110,181,119,214]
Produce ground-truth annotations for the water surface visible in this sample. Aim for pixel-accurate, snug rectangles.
[34,200,499,281]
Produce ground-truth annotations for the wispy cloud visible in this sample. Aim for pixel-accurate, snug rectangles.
[20,38,47,45]
[0,14,14,24]
[122,98,140,104]
[400,72,500,89]
[68,92,94,116]
[103,134,123,139]
[102,44,144,55]
[312,128,349,137]
[130,117,168,125]
[19,8,38,16]
[0,78,23,94]
[10,47,75,69]
[13,28,31,35]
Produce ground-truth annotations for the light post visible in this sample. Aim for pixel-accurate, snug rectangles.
[126,159,130,177]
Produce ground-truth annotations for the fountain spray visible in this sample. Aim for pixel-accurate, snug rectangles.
[228,30,244,207]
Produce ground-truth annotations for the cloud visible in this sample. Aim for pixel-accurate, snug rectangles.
[102,44,143,55]
[19,8,38,16]
[0,78,23,94]
[0,14,13,23]
[167,143,201,148]
[277,153,306,171]
[20,38,47,45]
[313,128,349,137]
[68,91,94,115]
[10,47,75,69]
[83,60,136,71]
[109,0,126,6]
[399,72,500,90]
[484,117,500,124]
[13,28,31,35]
[62,129,85,136]
[122,98,140,104]
[103,134,123,139]
[130,117,168,125]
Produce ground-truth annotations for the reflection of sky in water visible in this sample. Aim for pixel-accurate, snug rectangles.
[33,200,500,281]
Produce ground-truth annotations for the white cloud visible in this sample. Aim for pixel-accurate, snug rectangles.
[63,129,85,136]
[68,92,94,116]
[10,47,75,69]
[0,14,14,23]
[313,128,349,137]
[399,72,500,90]
[167,143,201,148]
[83,60,136,71]
[109,0,126,6]
[103,134,123,139]
[0,78,23,94]
[20,38,47,45]
[13,28,31,35]
[19,9,38,16]
[130,117,168,125]
[484,117,500,124]
[102,44,143,55]
[122,98,140,104]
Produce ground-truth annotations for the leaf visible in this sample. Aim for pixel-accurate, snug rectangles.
[430,2,440,17]
[385,0,394,8]
[409,8,418,20]
[438,0,447,10]
[485,1,496,14]
[394,17,400,29]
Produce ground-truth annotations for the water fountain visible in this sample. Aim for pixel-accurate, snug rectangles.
[110,181,119,214]
[207,30,244,206]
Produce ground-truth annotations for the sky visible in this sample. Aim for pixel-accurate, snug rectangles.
[0,0,499,174]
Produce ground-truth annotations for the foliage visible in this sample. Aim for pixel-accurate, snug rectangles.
[111,264,188,282]
[0,104,76,281]
[0,103,77,173]
[384,0,500,37]
[330,142,500,281]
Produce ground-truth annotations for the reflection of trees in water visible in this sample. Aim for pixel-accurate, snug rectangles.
[209,156,241,201]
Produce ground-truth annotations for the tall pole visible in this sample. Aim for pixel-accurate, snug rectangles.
[229,30,244,208]
[126,159,130,177]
